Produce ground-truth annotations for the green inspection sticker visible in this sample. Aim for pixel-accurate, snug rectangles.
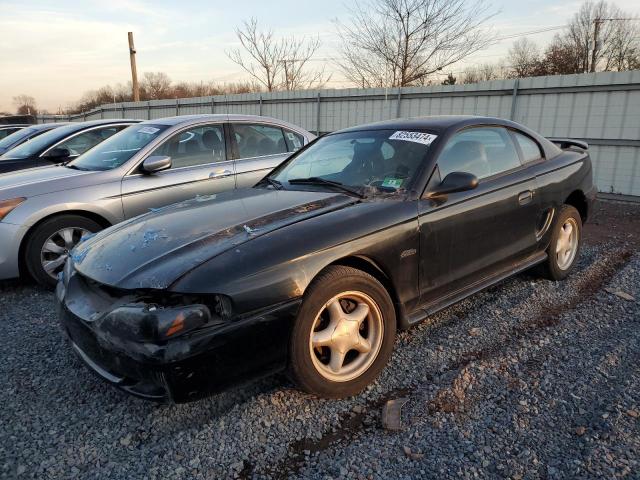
[381,177,403,189]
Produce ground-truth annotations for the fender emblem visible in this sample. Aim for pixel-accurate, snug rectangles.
[400,248,417,259]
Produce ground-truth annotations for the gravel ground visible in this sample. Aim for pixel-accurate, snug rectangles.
[1,199,639,480]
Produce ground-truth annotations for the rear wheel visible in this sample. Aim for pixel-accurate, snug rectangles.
[541,205,582,280]
[25,215,102,288]
[289,266,396,398]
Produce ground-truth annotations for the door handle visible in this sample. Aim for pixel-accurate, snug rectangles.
[518,190,533,205]
[209,169,233,179]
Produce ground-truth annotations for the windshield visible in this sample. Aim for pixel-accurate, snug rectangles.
[68,124,170,171]
[269,129,437,194]
[0,123,83,159]
[0,127,40,150]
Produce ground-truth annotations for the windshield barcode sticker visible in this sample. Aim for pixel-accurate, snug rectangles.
[389,131,437,145]
[138,126,160,134]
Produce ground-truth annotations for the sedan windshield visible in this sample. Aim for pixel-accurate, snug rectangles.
[269,129,437,194]
[0,124,77,159]
[0,127,40,150]
[68,124,169,171]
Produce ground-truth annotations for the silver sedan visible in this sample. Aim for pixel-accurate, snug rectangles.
[0,114,314,287]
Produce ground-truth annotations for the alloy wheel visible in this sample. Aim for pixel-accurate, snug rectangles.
[40,227,90,280]
[309,291,384,382]
[556,217,579,270]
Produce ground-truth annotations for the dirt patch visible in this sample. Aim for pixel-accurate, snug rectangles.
[428,367,475,414]
[584,198,640,248]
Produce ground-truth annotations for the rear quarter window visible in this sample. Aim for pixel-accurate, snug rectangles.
[513,131,543,163]
[284,130,304,152]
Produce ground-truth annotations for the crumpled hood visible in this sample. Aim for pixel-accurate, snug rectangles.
[72,188,357,290]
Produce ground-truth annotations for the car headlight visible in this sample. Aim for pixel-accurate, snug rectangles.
[0,197,26,221]
[100,303,216,341]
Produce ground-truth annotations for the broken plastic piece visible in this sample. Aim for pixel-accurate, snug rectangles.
[382,397,409,430]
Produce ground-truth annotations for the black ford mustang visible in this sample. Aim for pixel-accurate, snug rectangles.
[56,116,596,403]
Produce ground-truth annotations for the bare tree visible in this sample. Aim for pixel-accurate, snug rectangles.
[12,95,37,115]
[508,38,541,77]
[602,14,640,71]
[280,36,331,90]
[141,72,173,99]
[335,0,496,88]
[226,18,284,91]
[441,72,457,85]
[461,63,505,84]
[537,34,583,75]
[562,1,640,73]
[226,18,327,91]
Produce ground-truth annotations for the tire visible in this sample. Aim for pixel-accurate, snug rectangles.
[25,215,102,289]
[541,205,582,281]
[289,265,396,398]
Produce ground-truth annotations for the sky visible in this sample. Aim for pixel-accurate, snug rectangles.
[1,0,639,113]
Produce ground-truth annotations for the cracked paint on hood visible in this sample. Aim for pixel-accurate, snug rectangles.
[72,187,357,290]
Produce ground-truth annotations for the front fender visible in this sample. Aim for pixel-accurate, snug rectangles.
[170,200,420,316]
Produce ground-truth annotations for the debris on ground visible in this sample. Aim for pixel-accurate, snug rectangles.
[381,397,409,431]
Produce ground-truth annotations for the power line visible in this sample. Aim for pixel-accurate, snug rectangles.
[495,25,566,41]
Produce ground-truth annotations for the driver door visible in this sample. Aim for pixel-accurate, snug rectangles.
[417,126,540,305]
[121,123,235,218]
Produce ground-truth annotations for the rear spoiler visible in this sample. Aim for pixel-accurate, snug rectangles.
[547,138,589,150]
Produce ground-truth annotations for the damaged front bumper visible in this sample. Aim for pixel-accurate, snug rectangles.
[56,267,301,403]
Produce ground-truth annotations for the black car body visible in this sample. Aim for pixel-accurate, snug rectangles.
[56,116,596,403]
[0,123,67,156]
[0,119,140,173]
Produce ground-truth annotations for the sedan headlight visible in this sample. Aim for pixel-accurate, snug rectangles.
[0,197,26,221]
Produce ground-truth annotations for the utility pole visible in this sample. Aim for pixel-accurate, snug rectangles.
[590,19,602,73]
[128,32,140,102]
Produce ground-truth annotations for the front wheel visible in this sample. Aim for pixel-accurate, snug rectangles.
[289,266,396,398]
[24,215,102,288]
[541,205,582,281]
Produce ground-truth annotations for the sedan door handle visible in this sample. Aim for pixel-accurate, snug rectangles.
[209,169,233,179]
[518,190,533,205]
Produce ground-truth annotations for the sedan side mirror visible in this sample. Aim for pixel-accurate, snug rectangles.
[141,155,171,174]
[44,147,72,160]
[426,171,478,198]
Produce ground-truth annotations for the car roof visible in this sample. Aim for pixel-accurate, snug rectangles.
[0,124,30,128]
[30,122,71,130]
[143,114,310,132]
[335,115,522,134]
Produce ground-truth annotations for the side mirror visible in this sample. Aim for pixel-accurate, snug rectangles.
[45,147,72,160]
[141,155,171,174]
[426,171,478,198]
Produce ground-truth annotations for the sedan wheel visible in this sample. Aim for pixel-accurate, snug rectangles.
[40,227,91,280]
[290,265,396,398]
[25,215,102,289]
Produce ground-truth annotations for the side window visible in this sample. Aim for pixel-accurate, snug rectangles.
[150,124,225,169]
[513,131,543,163]
[233,124,288,158]
[283,129,304,152]
[57,126,122,156]
[438,127,521,180]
